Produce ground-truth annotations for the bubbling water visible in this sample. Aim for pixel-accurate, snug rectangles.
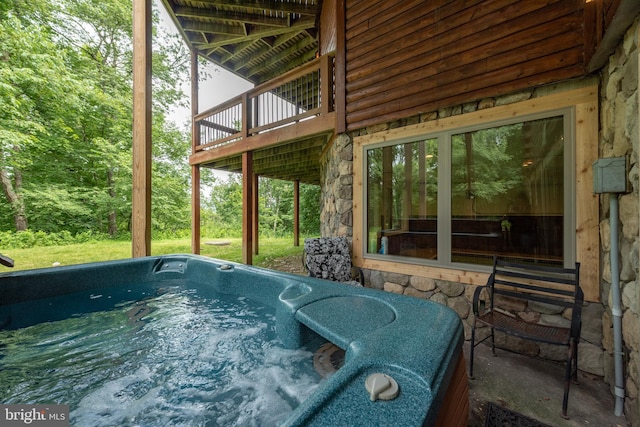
[0,288,326,426]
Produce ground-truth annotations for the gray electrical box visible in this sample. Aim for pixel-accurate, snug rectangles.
[593,156,628,194]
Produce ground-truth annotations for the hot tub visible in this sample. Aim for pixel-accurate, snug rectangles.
[0,254,466,426]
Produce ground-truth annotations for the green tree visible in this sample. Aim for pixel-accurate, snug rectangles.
[208,174,243,236]
[299,183,320,235]
[0,13,85,231]
[259,178,293,237]
[0,0,191,237]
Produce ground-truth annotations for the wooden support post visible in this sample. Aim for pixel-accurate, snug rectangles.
[252,174,259,256]
[242,152,254,265]
[192,165,201,254]
[335,0,346,133]
[294,180,300,246]
[132,0,152,258]
[191,50,201,254]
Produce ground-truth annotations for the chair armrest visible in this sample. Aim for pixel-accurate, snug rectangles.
[472,285,490,316]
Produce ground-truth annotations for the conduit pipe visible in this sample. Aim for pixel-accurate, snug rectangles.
[609,195,625,416]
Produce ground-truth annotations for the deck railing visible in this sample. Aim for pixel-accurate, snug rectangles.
[194,53,335,153]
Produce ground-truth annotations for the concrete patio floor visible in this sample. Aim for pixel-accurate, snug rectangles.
[464,341,629,427]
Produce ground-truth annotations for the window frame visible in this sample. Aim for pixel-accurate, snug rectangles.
[363,108,575,268]
[352,86,599,301]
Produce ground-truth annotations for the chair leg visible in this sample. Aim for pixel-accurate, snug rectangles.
[572,338,579,383]
[490,327,496,356]
[561,341,574,419]
[469,323,476,379]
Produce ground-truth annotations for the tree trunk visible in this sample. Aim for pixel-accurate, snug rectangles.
[272,192,280,234]
[107,169,118,236]
[0,169,27,231]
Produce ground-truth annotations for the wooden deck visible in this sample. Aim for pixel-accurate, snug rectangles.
[190,54,336,185]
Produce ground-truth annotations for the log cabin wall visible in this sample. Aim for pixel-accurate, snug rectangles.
[344,0,588,131]
[320,0,337,55]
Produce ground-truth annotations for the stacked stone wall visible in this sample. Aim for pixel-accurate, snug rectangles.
[599,18,639,425]
[319,134,354,238]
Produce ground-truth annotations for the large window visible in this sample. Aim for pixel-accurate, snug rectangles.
[365,112,571,267]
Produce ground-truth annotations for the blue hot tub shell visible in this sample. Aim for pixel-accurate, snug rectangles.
[0,254,464,426]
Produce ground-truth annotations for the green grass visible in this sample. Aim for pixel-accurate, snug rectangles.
[0,236,306,272]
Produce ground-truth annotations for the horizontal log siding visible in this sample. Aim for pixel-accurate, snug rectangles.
[344,0,586,131]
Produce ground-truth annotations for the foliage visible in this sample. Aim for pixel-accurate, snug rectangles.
[451,125,523,202]
[0,0,191,237]
[0,0,320,242]
[0,229,107,249]
[204,173,321,238]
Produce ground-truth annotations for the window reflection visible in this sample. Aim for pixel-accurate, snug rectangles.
[451,116,564,265]
[365,115,564,266]
[367,139,438,258]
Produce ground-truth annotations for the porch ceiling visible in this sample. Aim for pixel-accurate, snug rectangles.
[200,133,328,185]
[160,0,321,85]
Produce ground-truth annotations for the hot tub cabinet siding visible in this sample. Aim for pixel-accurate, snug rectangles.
[0,255,466,426]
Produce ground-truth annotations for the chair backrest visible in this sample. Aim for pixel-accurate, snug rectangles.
[304,237,352,282]
[489,256,583,335]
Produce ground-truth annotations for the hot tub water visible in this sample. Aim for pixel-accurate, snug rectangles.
[0,286,325,426]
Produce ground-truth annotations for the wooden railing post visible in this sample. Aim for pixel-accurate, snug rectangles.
[252,95,259,136]
[242,93,250,139]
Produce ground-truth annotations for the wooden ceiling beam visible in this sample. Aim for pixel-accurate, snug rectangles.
[243,36,316,77]
[176,7,291,27]
[227,30,301,71]
[253,141,325,159]
[257,48,317,81]
[256,158,319,172]
[218,40,254,64]
[181,20,246,36]
[189,0,318,17]
[256,168,318,179]
[202,158,319,184]
[193,18,314,50]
